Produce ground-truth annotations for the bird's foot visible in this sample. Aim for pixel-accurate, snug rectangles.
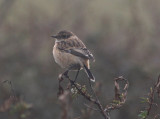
[63,72,69,79]
[58,74,64,81]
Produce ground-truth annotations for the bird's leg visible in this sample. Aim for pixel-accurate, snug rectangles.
[62,65,76,79]
[74,68,80,82]
[62,70,69,78]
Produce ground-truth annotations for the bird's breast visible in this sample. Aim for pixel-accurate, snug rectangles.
[53,44,86,70]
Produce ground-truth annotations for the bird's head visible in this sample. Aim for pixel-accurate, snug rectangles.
[51,30,74,40]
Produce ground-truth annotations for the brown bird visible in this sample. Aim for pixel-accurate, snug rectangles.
[51,30,95,82]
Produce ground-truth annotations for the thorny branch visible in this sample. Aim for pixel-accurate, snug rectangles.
[82,82,102,119]
[57,75,129,119]
[138,75,160,119]
[105,76,129,112]
[146,75,160,118]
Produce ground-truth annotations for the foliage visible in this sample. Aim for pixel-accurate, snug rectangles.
[0,0,160,119]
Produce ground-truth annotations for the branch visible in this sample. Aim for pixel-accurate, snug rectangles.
[57,74,129,119]
[105,76,129,112]
[139,74,160,119]
[146,75,160,116]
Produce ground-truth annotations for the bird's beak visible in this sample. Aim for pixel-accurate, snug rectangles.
[51,35,57,38]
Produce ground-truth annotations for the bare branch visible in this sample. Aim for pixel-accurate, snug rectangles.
[146,75,160,116]
[57,74,129,119]
[105,76,129,112]
[84,103,100,111]
[139,74,160,119]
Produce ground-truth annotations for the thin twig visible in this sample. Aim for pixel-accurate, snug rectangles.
[57,74,129,119]
[67,77,109,119]
[146,75,160,116]
[88,78,109,119]
[139,75,160,119]
[105,76,129,112]
[84,103,100,111]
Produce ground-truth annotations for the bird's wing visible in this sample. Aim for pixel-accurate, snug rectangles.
[77,48,95,61]
[58,47,95,61]
[57,37,95,61]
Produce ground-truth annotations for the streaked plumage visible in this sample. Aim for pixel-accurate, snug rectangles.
[52,30,95,82]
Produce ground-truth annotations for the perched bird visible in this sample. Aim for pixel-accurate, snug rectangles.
[51,30,95,82]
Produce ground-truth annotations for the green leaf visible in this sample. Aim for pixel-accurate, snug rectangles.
[138,110,147,119]
[150,87,153,93]
[140,97,149,103]
[112,100,121,104]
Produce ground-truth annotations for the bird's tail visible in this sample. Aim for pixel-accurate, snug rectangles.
[84,64,95,82]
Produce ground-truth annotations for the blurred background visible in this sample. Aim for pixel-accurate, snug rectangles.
[0,0,160,119]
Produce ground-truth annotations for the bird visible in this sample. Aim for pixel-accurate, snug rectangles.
[51,30,95,82]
